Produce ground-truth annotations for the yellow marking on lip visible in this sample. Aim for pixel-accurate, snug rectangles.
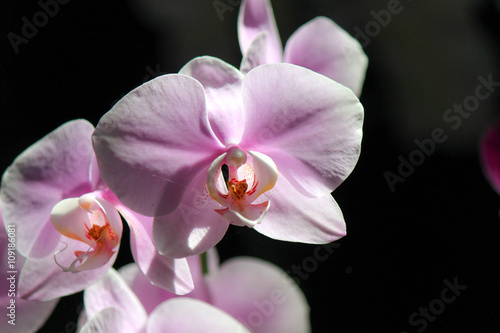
[227,179,248,200]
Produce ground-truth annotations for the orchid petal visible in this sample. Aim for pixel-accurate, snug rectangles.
[481,118,500,194]
[153,169,228,258]
[207,257,311,333]
[18,237,118,301]
[116,205,194,295]
[50,198,91,245]
[238,0,283,65]
[241,63,363,197]
[1,119,94,258]
[240,32,270,74]
[180,56,245,145]
[207,152,229,206]
[284,17,368,96]
[91,196,123,240]
[246,151,277,202]
[255,175,346,243]
[147,298,251,333]
[92,74,222,217]
[80,307,132,333]
[84,268,147,332]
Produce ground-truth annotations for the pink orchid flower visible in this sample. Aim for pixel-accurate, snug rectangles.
[481,117,500,193]
[79,267,250,333]
[0,204,59,333]
[238,0,368,96]
[80,251,310,333]
[0,120,193,301]
[93,57,363,258]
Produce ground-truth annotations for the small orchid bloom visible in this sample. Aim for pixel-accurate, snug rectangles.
[79,265,251,333]
[481,118,500,194]
[0,204,59,333]
[1,120,193,301]
[50,194,122,273]
[238,0,368,96]
[93,56,363,258]
[80,251,310,333]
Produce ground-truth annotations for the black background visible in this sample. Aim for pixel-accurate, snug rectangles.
[2,0,500,332]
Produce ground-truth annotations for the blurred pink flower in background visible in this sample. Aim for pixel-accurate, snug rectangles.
[0,120,193,301]
[238,0,368,96]
[481,117,500,194]
[93,56,363,258]
[80,250,310,333]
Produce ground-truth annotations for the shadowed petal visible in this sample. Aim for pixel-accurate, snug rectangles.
[92,74,222,217]
[180,56,245,146]
[0,295,58,333]
[238,0,283,64]
[116,205,194,295]
[153,169,228,258]
[241,63,363,197]
[18,237,118,301]
[148,298,251,333]
[284,17,368,96]
[1,119,94,258]
[0,208,59,333]
[240,32,270,74]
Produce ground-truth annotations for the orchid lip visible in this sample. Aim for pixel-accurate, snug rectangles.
[51,193,122,273]
[207,147,278,227]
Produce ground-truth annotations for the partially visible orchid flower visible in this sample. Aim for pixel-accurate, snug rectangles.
[80,251,310,333]
[0,204,59,333]
[0,120,193,301]
[238,0,368,96]
[93,57,363,258]
[481,118,500,194]
[79,267,251,333]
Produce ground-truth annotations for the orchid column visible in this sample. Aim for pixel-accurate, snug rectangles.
[93,56,364,258]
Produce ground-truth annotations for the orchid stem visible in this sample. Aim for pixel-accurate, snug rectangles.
[200,251,209,275]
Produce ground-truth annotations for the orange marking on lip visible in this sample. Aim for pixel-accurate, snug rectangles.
[88,224,102,241]
[227,179,248,200]
[87,223,116,243]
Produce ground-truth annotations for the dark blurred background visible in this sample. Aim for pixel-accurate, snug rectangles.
[2,0,500,332]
